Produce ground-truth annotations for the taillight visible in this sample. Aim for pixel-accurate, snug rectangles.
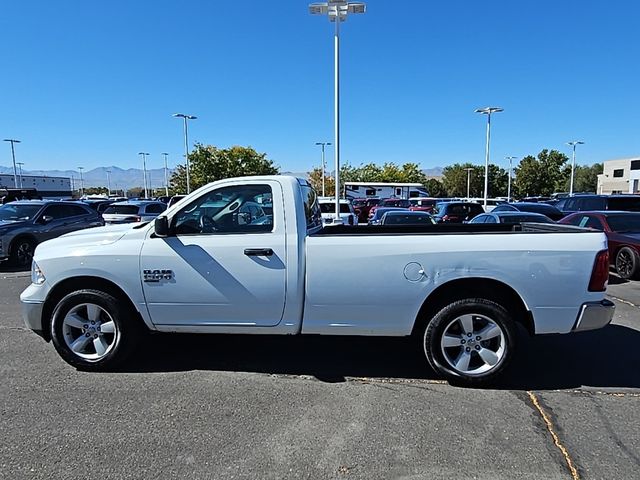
[134,216,142,222]
[588,250,609,292]
[442,214,450,222]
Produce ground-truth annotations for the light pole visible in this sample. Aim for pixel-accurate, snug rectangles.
[3,139,21,188]
[139,152,150,199]
[315,142,332,196]
[78,167,85,197]
[162,153,169,197]
[465,168,474,199]
[16,162,24,188]
[566,141,584,196]
[505,156,518,201]
[475,107,503,208]
[310,0,365,222]
[173,113,197,194]
[106,169,112,196]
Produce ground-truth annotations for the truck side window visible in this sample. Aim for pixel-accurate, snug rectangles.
[173,184,274,235]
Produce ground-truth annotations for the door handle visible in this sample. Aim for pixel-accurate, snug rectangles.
[244,248,274,257]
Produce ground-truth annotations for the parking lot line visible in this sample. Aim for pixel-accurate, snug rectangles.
[527,391,580,480]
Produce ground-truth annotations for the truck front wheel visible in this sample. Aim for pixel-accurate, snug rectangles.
[50,289,140,371]
[423,298,516,386]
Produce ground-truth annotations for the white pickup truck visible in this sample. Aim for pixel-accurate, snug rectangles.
[21,176,615,385]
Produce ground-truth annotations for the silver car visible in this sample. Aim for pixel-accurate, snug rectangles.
[0,200,104,267]
[102,201,167,224]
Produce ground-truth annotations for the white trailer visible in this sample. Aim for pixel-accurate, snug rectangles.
[345,182,428,200]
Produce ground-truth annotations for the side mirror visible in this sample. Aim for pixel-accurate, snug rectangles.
[40,215,54,224]
[154,216,170,237]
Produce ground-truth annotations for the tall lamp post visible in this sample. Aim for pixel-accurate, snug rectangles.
[3,139,21,188]
[161,153,170,197]
[464,168,474,199]
[173,113,197,194]
[139,152,150,199]
[106,169,112,196]
[505,156,518,201]
[16,162,24,188]
[310,0,365,222]
[315,142,331,196]
[78,167,85,197]
[566,141,584,196]
[475,107,503,208]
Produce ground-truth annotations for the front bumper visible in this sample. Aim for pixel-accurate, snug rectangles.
[21,300,46,339]
[572,299,615,332]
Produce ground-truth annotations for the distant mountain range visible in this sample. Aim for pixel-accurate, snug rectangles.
[0,165,174,191]
[0,165,444,191]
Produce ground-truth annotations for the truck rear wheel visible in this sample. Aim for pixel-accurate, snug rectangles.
[423,298,516,386]
[50,289,140,371]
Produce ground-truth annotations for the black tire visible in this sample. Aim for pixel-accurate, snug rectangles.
[423,298,516,386]
[9,237,36,268]
[50,289,141,371]
[615,247,640,280]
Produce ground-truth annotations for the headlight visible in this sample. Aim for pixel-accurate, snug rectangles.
[31,261,46,285]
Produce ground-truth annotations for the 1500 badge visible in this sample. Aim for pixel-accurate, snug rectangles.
[143,269,174,282]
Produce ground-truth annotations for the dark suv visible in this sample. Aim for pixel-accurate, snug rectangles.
[560,195,640,214]
[0,200,104,267]
[432,202,484,223]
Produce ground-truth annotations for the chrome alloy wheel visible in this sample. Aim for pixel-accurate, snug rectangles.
[440,313,506,376]
[62,303,118,361]
[16,241,34,266]
[616,249,634,278]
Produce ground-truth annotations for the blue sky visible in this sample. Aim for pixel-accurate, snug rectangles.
[0,0,638,174]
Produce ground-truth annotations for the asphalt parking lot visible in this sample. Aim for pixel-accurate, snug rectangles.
[1,268,638,480]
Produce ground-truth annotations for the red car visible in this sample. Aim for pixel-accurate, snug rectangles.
[367,198,411,221]
[351,197,382,224]
[408,197,439,213]
[559,211,640,280]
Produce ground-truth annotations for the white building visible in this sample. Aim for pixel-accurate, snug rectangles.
[597,157,640,194]
[0,174,72,197]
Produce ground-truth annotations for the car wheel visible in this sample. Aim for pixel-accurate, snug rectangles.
[615,247,640,280]
[50,289,141,371]
[423,298,516,386]
[9,237,36,268]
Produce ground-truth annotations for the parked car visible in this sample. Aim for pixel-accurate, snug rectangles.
[82,199,115,214]
[0,200,103,267]
[318,199,357,226]
[368,207,408,225]
[167,195,186,208]
[492,202,564,221]
[352,197,381,224]
[559,211,640,279]
[469,212,555,225]
[368,198,411,220]
[379,211,436,225]
[408,198,438,213]
[102,201,167,224]
[560,194,640,215]
[432,202,484,223]
[22,175,614,386]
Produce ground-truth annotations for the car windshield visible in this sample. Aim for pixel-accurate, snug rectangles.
[606,213,640,232]
[103,205,140,215]
[319,203,352,214]
[380,199,410,208]
[0,204,42,221]
[383,213,434,224]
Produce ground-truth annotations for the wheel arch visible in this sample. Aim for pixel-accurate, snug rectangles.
[412,277,534,337]
[41,276,146,341]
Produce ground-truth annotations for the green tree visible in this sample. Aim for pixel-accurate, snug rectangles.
[514,149,569,197]
[83,187,109,196]
[170,144,279,193]
[558,163,603,194]
[442,163,484,197]
[126,187,145,198]
[425,178,445,197]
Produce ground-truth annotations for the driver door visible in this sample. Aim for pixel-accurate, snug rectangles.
[140,181,286,327]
